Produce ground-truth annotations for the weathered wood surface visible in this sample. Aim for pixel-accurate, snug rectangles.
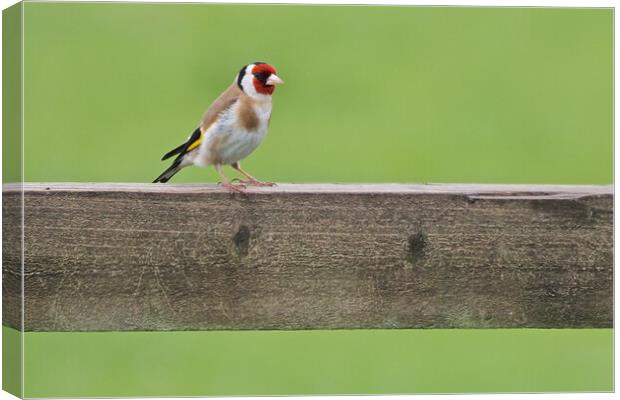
[2,183,613,331]
[2,185,22,331]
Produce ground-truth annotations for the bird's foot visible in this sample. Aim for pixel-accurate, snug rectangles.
[235,179,276,187]
[219,181,247,193]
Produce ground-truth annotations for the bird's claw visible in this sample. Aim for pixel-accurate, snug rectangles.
[219,181,247,193]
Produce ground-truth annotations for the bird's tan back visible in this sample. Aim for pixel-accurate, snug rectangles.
[200,83,243,133]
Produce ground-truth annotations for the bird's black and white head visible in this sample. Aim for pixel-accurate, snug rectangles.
[236,62,284,98]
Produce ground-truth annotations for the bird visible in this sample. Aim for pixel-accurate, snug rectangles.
[153,62,284,192]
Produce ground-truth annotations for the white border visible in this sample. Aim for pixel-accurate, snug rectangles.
[0,1,616,400]
[3,0,619,6]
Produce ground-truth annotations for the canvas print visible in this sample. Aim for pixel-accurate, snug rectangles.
[2,1,613,397]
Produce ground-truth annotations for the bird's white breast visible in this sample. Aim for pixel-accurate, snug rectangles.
[193,99,272,166]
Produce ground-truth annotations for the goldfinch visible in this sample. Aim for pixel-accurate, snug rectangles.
[153,62,284,191]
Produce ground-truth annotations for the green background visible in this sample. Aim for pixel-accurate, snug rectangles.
[11,2,616,396]
[24,3,612,184]
[15,327,613,397]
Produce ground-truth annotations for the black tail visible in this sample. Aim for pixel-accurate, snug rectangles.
[155,127,201,183]
[153,160,183,183]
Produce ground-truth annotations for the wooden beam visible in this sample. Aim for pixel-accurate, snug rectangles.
[2,183,613,331]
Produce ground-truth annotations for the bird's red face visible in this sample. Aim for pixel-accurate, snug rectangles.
[251,63,284,95]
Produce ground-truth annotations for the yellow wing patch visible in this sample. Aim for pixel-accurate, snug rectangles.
[186,131,204,152]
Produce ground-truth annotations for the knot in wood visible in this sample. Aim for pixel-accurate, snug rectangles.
[233,225,251,256]
[406,231,427,266]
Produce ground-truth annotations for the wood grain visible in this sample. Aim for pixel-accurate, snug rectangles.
[2,184,22,331]
[2,183,613,331]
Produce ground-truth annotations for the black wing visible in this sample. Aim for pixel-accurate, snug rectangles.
[161,127,202,161]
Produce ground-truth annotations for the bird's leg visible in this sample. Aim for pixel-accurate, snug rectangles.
[231,162,276,187]
[215,164,246,192]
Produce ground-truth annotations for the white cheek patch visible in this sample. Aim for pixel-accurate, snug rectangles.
[241,65,257,96]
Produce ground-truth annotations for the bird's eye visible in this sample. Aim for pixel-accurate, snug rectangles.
[254,72,269,82]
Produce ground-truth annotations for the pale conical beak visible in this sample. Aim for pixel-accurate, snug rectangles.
[266,74,284,85]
